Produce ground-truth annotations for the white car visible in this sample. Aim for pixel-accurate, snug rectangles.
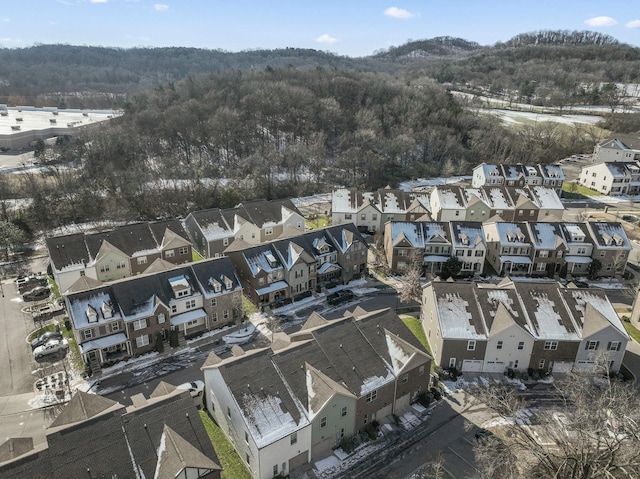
[33,338,69,359]
[176,380,205,397]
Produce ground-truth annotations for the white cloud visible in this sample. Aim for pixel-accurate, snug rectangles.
[626,20,640,29]
[2,18,9,22]
[315,34,339,44]
[384,7,418,20]
[153,3,169,11]
[584,16,617,27]
[90,0,108,3]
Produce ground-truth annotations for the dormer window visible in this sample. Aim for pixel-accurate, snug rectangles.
[460,233,469,246]
[224,276,233,290]
[265,252,277,268]
[86,305,98,323]
[101,301,114,319]
[168,275,191,298]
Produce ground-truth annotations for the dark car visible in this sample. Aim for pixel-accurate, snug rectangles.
[22,286,51,302]
[30,331,63,349]
[327,289,355,306]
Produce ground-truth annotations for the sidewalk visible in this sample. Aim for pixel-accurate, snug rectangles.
[0,392,57,447]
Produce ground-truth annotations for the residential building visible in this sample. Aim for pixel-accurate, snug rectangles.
[429,186,467,222]
[559,223,594,277]
[422,279,629,374]
[483,222,533,275]
[202,307,432,479]
[46,220,193,294]
[578,161,640,196]
[0,389,221,479]
[227,224,367,309]
[585,222,632,277]
[184,199,306,258]
[450,221,486,275]
[472,163,565,194]
[527,222,566,276]
[593,135,640,163]
[383,221,452,274]
[65,257,242,370]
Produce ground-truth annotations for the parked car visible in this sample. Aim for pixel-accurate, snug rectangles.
[327,289,355,306]
[30,331,63,349]
[16,275,48,293]
[33,338,69,359]
[22,286,51,302]
[176,380,205,398]
[475,428,494,443]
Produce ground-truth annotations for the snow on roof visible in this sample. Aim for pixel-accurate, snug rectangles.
[606,163,628,177]
[530,223,561,249]
[591,223,631,249]
[360,369,395,396]
[437,189,463,209]
[482,164,501,177]
[486,188,511,209]
[571,290,628,336]
[390,222,424,247]
[332,189,356,213]
[424,223,448,242]
[380,191,402,213]
[78,333,128,353]
[504,166,521,180]
[500,255,532,264]
[242,393,309,449]
[170,309,207,326]
[495,223,529,245]
[486,290,520,319]
[69,291,122,329]
[256,281,289,296]
[564,256,592,264]
[437,292,485,339]
[563,224,588,243]
[123,295,157,322]
[542,164,564,179]
[386,333,416,374]
[317,262,341,274]
[532,187,564,210]
[202,222,232,241]
[528,292,578,340]
[168,275,189,289]
[451,223,485,248]
[245,249,282,275]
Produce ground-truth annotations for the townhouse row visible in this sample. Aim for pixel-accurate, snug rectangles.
[471,162,565,194]
[332,183,565,233]
[421,279,629,375]
[47,199,307,294]
[384,220,631,279]
[202,307,432,479]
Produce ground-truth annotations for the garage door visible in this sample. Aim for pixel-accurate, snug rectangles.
[483,361,505,373]
[289,450,308,472]
[462,360,483,372]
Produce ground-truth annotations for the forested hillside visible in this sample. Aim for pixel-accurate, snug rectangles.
[1,30,638,233]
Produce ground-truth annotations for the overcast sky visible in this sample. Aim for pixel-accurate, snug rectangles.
[1,0,639,56]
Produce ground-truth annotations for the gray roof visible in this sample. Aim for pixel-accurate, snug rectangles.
[45,233,90,271]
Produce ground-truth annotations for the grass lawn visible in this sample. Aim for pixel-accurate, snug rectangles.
[401,316,436,371]
[305,215,331,230]
[562,181,601,197]
[192,249,204,262]
[242,295,259,316]
[47,276,61,299]
[199,410,252,479]
[623,321,640,344]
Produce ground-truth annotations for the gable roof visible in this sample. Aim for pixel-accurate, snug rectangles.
[48,391,123,429]
[45,233,90,272]
[154,425,221,479]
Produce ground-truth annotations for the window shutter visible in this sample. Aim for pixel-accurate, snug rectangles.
[585,342,589,350]
[607,342,612,351]
[617,342,621,351]
[595,341,600,350]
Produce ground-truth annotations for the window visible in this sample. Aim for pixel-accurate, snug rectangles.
[265,227,273,235]
[360,213,367,220]
[165,249,175,258]
[223,238,229,246]
[496,341,503,350]
[345,214,352,220]
[185,299,196,309]
[212,312,218,322]
[171,305,177,314]
[246,454,250,466]
[132,318,147,331]
[536,262,547,272]
[539,359,545,369]
[372,214,377,221]
[136,335,149,348]
[419,365,425,376]
[608,341,620,351]
[83,329,93,340]
[111,322,120,332]
[341,406,348,417]
[116,261,126,269]
[274,465,279,476]
[223,309,229,319]
[290,432,297,445]
[365,390,377,403]
[538,250,549,258]
[100,264,110,273]
[157,313,165,324]
[586,341,600,351]
[211,298,217,307]
[245,431,249,443]
[398,249,408,257]
[514,360,519,369]
[467,340,476,351]
[227,406,231,418]
[137,256,147,265]
[179,246,189,255]
[517,341,524,350]
[320,416,327,428]
[544,341,558,350]
[402,373,408,384]
[363,414,368,424]
[475,250,483,257]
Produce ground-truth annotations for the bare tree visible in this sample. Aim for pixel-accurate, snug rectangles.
[472,354,640,479]
[399,249,423,303]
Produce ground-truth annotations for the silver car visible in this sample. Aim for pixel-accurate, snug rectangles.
[33,338,69,359]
